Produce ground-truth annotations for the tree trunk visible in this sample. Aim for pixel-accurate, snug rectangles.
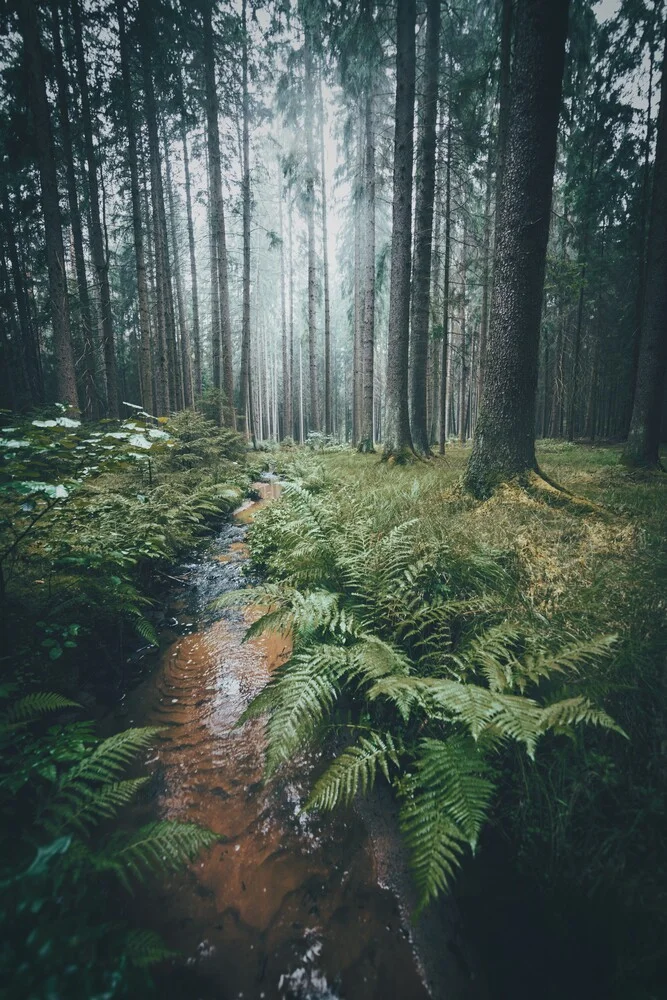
[439,105,452,455]
[464,0,570,497]
[163,119,193,408]
[117,0,153,414]
[71,0,117,417]
[623,31,667,468]
[352,114,363,446]
[359,91,376,453]
[384,0,417,460]
[278,162,290,441]
[304,26,319,433]
[51,0,97,418]
[18,0,78,410]
[458,212,468,444]
[180,109,202,401]
[287,180,295,438]
[494,0,513,247]
[1,183,43,406]
[319,72,333,436]
[408,0,440,456]
[202,0,235,427]
[239,0,252,438]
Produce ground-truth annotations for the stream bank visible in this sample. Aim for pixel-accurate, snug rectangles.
[117,479,484,1000]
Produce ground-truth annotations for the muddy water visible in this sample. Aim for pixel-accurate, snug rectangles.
[120,479,477,1000]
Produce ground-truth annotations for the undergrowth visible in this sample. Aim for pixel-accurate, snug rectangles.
[0,406,253,996]
[234,443,666,997]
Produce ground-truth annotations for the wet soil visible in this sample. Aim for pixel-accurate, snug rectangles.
[117,479,483,1000]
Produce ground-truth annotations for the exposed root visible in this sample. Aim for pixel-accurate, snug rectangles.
[521,468,609,517]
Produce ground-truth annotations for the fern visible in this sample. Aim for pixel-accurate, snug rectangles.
[0,692,80,727]
[125,928,177,968]
[307,731,400,811]
[62,727,163,786]
[102,821,218,891]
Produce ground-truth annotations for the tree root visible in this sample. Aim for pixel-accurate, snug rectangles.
[520,468,608,517]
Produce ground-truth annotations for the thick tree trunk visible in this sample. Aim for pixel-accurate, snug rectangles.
[278,164,290,441]
[623,33,667,468]
[163,120,193,409]
[1,183,43,406]
[18,0,78,410]
[286,183,295,438]
[478,147,493,401]
[458,212,468,444]
[51,0,97,418]
[494,0,513,248]
[240,0,252,438]
[359,92,376,453]
[465,0,570,497]
[117,0,153,414]
[180,113,202,401]
[202,0,235,427]
[304,27,319,433]
[319,73,333,437]
[409,0,440,455]
[439,108,452,455]
[352,114,363,446]
[384,0,417,460]
[71,0,117,417]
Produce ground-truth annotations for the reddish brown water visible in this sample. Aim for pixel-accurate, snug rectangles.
[119,479,481,1000]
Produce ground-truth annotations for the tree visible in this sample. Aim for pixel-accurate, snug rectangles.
[464,0,571,497]
[17,0,78,410]
[117,0,154,414]
[71,0,119,417]
[622,27,667,468]
[409,0,440,455]
[383,0,417,461]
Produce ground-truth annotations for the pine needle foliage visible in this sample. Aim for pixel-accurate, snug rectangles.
[236,454,624,909]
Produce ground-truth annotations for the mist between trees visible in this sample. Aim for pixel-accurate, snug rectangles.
[2,0,665,479]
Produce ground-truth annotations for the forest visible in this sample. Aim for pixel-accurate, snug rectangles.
[0,0,665,997]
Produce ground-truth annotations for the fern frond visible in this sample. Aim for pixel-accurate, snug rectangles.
[306,731,400,811]
[400,791,465,910]
[539,696,627,737]
[125,928,177,968]
[411,736,494,851]
[101,821,217,891]
[48,777,150,834]
[1,692,80,727]
[61,727,162,787]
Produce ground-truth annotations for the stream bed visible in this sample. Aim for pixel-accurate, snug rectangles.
[117,479,485,1000]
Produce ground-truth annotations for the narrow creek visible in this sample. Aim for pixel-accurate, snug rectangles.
[118,479,484,1000]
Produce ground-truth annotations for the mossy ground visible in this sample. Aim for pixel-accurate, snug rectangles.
[272,439,666,998]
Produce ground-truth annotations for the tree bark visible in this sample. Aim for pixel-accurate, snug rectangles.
[623,31,667,468]
[139,4,170,414]
[319,72,333,436]
[202,0,235,427]
[51,0,97,418]
[180,110,202,401]
[439,104,452,455]
[464,0,570,497]
[352,113,363,446]
[358,92,376,453]
[409,0,440,455]
[163,119,193,408]
[240,0,252,438]
[304,25,319,433]
[384,0,417,460]
[18,0,78,410]
[117,0,153,414]
[71,0,117,417]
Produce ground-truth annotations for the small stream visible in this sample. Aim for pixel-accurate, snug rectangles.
[118,479,484,1000]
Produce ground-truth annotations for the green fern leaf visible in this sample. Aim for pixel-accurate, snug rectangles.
[307,731,400,811]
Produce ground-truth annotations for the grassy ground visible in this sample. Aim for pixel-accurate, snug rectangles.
[265,440,666,999]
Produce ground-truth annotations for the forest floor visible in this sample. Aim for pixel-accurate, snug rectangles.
[2,425,665,998]
[246,439,666,1000]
